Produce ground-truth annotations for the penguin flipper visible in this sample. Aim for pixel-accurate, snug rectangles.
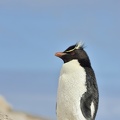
[80,68,99,120]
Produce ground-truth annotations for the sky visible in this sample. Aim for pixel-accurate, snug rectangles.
[0,0,120,119]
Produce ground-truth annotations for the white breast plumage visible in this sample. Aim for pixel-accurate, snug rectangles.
[57,60,87,120]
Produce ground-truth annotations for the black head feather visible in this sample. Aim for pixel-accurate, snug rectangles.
[56,42,91,68]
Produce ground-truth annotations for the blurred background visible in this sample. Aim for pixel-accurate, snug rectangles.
[0,0,120,120]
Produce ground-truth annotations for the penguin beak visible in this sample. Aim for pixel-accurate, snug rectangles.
[55,52,66,58]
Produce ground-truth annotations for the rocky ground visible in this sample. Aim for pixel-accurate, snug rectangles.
[0,96,48,120]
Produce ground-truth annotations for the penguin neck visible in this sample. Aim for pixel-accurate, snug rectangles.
[78,59,91,68]
[61,60,85,74]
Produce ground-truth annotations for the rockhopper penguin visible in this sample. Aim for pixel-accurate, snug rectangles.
[55,42,99,120]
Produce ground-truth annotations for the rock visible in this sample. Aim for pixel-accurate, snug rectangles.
[0,95,48,120]
[0,112,12,120]
[0,96,12,112]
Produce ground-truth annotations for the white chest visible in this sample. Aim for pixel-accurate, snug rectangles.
[57,60,87,120]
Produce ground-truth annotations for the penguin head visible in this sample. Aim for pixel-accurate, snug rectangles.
[55,42,91,67]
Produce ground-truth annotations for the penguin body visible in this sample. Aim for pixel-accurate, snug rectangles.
[55,42,99,120]
[57,60,87,120]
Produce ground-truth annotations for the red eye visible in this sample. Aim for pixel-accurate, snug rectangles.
[70,51,75,55]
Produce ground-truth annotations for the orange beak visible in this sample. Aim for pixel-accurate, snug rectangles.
[55,52,66,57]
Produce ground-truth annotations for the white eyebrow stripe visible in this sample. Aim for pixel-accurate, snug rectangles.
[65,48,75,52]
[75,43,81,49]
[65,42,83,53]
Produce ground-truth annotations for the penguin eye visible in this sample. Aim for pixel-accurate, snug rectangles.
[70,51,75,55]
